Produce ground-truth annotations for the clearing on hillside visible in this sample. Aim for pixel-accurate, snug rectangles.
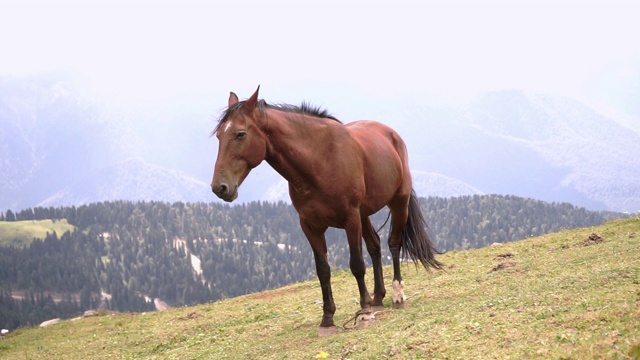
[0,219,76,247]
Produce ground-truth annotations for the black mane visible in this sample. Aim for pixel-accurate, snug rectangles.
[274,102,340,122]
[214,99,341,134]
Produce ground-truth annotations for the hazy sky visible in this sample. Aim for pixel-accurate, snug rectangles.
[1,0,639,110]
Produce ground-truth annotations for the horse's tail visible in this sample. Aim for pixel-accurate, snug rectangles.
[401,189,443,270]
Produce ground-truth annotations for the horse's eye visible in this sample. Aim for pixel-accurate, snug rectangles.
[236,131,247,140]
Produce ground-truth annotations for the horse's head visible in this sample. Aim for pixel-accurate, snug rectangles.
[211,86,267,202]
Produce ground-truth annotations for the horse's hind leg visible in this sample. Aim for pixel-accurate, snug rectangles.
[345,213,373,311]
[387,194,410,308]
[362,216,386,310]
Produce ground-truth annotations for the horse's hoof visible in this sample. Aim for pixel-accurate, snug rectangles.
[318,326,337,336]
[392,301,406,309]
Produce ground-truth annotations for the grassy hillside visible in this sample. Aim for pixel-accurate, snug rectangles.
[1,217,638,359]
[0,219,75,247]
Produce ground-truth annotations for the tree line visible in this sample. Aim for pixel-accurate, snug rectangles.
[0,195,623,329]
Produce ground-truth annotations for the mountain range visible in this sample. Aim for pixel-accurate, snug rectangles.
[1,74,639,212]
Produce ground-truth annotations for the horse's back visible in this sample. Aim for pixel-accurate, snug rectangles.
[346,120,411,215]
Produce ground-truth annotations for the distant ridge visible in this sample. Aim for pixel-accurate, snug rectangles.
[411,171,483,198]
[2,75,639,212]
[262,171,481,204]
[38,158,210,207]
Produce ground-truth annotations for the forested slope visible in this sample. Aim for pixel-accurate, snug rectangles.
[0,195,623,329]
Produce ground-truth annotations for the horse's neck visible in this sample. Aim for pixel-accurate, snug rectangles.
[261,112,332,188]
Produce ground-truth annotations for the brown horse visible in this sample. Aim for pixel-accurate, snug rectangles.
[211,86,441,336]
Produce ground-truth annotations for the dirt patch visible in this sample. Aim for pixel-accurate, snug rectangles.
[178,311,201,320]
[489,262,517,272]
[493,253,514,261]
[578,233,605,247]
[559,232,606,250]
[490,253,516,272]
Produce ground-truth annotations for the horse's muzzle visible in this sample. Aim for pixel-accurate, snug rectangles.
[211,182,238,202]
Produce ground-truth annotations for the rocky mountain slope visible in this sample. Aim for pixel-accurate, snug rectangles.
[2,75,639,212]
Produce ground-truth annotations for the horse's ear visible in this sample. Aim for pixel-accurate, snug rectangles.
[243,85,260,114]
[228,92,239,107]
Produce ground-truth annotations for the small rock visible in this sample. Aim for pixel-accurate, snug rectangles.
[39,318,60,327]
[84,310,98,317]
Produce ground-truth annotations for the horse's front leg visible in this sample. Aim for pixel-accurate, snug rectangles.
[345,214,373,310]
[300,221,336,336]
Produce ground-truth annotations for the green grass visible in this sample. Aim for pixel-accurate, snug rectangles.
[1,217,639,359]
[0,219,76,247]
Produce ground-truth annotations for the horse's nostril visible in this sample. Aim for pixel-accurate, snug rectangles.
[212,182,232,199]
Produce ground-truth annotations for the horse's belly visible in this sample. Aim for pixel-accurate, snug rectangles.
[347,121,407,214]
